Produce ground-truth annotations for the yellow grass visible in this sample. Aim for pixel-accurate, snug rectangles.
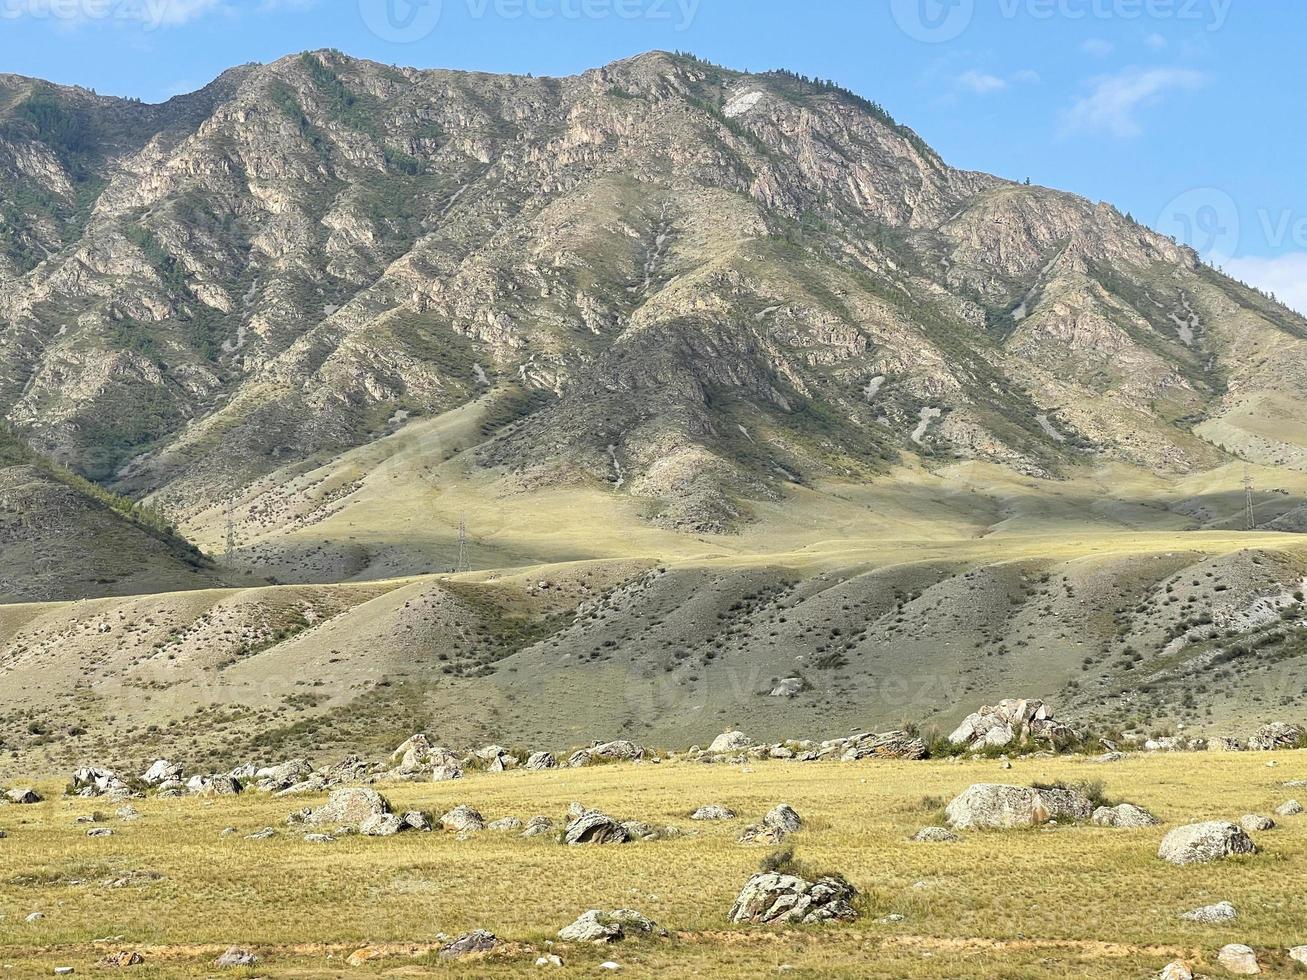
[3,752,1306,978]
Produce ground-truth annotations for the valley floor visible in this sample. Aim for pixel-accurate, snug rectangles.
[2,752,1306,978]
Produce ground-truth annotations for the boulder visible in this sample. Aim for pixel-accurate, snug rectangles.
[1158,822,1258,866]
[359,813,406,837]
[568,740,647,767]
[1157,962,1194,980]
[1241,814,1276,832]
[764,804,802,834]
[728,872,858,925]
[70,767,127,798]
[564,810,629,845]
[388,736,460,779]
[1091,804,1160,828]
[557,909,665,944]
[254,759,314,791]
[708,731,753,754]
[304,788,390,827]
[141,760,183,786]
[432,764,463,782]
[911,826,960,843]
[521,816,555,839]
[1275,800,1303,816]
[690,804,737,821]
[1180,901,1237,923]
[737,823,787,846]
[98,951,144,968]
[487,816,523,832]
[402,811,432,832]
[1289,947,1307,967]
[320,754,371,785]
[215,947,257,968]
[5,787,41,805]
[1208,737,1244,752]
[187,775,242,797]
[944,784,1093,830]
[1217,944,1260,975]
[837,731,927,761]
[769,678,805,698]
[948,699,1071,750]
[439,930,499,959]
[525,752,557,770]
[1248,722,1304,751]
[440,804,486,833]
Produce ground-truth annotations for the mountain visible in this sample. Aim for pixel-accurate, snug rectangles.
[2,49,1305,536]
[0,51,1305,771]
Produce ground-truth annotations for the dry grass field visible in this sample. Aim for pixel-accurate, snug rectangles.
[2,751,1306,978]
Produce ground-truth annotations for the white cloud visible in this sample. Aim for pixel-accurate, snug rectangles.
[144,0,225,27]
[1145,33,1168,50]
[1224,254,1307,318]
[957,68,1040,96]
[1082,38,1115,58]
[1062,67,1206,139]
[958,70,1008,95]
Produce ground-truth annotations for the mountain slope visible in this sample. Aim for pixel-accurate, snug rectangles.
[1,50,1304,536]
[0,426,218,601]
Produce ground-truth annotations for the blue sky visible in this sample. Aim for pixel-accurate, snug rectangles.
[2,0,1303,310]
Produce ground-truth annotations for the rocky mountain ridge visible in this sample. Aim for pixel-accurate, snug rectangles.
[2,49,1304,537]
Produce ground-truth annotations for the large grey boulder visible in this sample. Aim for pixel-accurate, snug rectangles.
[440,804,486,833]
[567,740,647,767]
[1158,822,1258,865]
[141,760,183,786]
[187,774,242,796]
[304,788,390,827]
[708,731,753,754]
[911,826,960,843]
[832,730,927,761]
[525,751,557,770]
[215,947,257,968]
[5,787,41,805]
[70,768,127,798]
[764,804,802,833]
[557,909,665,943]
[1241,814,1276,832]
[359,813,406,837]
[728,872,858,925]
[945,784,1092,829]
[521,816,555,838]
[1091,804,1160,828]
[255,759,314,791]
[949,699,1071,749]
[1276,800,1303,816]
[564,810,629,845]
[769,678,805,698]
[1180,901,1237,923]
[1248,722,1304,751]
[1217,944,1261,975]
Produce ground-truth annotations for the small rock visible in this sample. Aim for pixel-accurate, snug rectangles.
[1275,800,1303,816]
[557,909,664,944]
[1091,803,1161,828]
[564,810,629,845]
[525,752,557,770]
[1180,901,1237,923]
[1157,961,1194,980]
[1288,947,1307,966]
[521,816,556,838]
[911,826,960,843]
[439,929,499,959]
[304,833,335,844]
[600,963,621,971]
[1240,814,1275,832]
[1216,944,1260,975]
[535,953,564,967]
[97,951,144,968]
[359,813,406,837]
[690,804,737,821]
[488,816,524,832]
[26,911,44,923]
[54,969,74,977]
[244,828,277,840]
[86,827,113,838]
[215,947,257,968]
[402,811,432,832]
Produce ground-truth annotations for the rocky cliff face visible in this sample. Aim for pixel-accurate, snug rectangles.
[2,50,1305,531]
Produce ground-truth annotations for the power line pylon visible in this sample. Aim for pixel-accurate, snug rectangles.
[1244,464,1256,531]
[455,513,469,573]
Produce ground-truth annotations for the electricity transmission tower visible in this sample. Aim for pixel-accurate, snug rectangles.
[225,496,237,561]
[455,513,470,573]
[1244,465,1256,531]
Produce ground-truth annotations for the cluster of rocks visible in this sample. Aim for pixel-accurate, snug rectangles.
[737,804,803,846]
[728,871,859,925]
[1161,945,1307,979]
[949,699,1073,750]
